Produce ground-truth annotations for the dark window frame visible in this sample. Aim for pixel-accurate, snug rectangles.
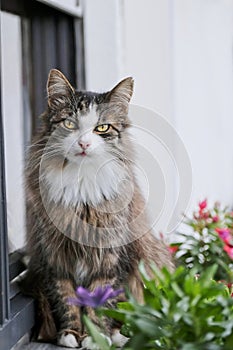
[0,1,85,348]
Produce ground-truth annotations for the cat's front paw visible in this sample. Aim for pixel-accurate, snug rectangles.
[81,335,112,350]
[111,329,129,347]
[58,333,79,348]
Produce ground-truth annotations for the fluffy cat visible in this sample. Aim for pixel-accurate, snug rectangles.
[23,69,174,349]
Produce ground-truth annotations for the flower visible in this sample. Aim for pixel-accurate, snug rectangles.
[68,285,124,308]
[194,199,209,220]
[170,199,233,283]
[212,215,219,223]
[168,245,179,254]
[224,245,233,259]
[199,199,207,211]
[198,210,210,220]
[215,228,231,244]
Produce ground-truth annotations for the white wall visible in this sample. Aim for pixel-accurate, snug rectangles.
[84,0,233,235]
[122,0,179,235]
[1,12,26,251]
[122,0,173,118]
[173,0,233,207]
[83,0,124,91]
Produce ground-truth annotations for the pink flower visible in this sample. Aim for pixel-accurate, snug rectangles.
[199,210,210,219]
[199,199,207,211]
[215,228,231,243]
[212,215,219,223]
[224,245,233,259]
[168,245,179,254]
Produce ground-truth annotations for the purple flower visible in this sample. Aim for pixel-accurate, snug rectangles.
[68,285,124,308]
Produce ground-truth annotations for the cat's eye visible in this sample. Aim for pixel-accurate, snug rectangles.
[94,124,110,133]
[63,120,77,130]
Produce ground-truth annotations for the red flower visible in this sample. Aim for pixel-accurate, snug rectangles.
[199,199,207,211]
[224,245,233,259]
[168,245,179,254]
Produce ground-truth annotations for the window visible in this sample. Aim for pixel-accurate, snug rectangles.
[0,1,85,348]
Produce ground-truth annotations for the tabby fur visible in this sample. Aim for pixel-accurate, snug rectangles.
[23,69,174,348]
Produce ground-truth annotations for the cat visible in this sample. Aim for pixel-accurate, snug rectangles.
[23,69,174,349]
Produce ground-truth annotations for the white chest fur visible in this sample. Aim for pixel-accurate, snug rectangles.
[43,154,127,207]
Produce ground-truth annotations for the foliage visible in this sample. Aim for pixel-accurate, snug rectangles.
[169,199,233,283]
[76,200,233,349]
[85,264,233,349]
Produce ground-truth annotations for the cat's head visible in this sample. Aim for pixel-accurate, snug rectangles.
[40,69,134,206]
[45,69,133,163]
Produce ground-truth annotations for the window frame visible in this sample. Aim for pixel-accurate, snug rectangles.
[0,1,85,348]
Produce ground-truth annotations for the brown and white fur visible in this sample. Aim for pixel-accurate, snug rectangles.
[23,69,174,349]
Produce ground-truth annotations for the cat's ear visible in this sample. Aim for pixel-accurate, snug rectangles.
[47,69,75,109]
[108,77,134,106]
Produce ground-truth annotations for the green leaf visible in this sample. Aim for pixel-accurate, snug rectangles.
[143,289,161,309]
[171,282,185,298]
[101,308,127,323]
[184,275,196,295]
[138,260,151,281]
[225,331,233,349]
[134,304,162,319]
[148,262,166,284]
[120,323,132,338]
[132,317,162,338]
[117,302,135,311]
[125,333,150,350]
[83,315,112,350]
[198,265,218,288]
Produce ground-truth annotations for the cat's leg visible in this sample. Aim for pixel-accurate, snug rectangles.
[80,280,125,350]
[47,278,86,348]
[81,304,112,349]
[81,310,128,350]
[111,329,129,348]
[81,330,128,350]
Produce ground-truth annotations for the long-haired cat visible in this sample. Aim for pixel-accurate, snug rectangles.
[24,69,174,349]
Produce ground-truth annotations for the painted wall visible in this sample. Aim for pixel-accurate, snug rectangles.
[173,0,233,207]
[121,0,178,235]
[83,0,124,91]
[84,0,233,235]
[1,12,26,251]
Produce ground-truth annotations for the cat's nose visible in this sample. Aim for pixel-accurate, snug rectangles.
[78,141,91,150]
